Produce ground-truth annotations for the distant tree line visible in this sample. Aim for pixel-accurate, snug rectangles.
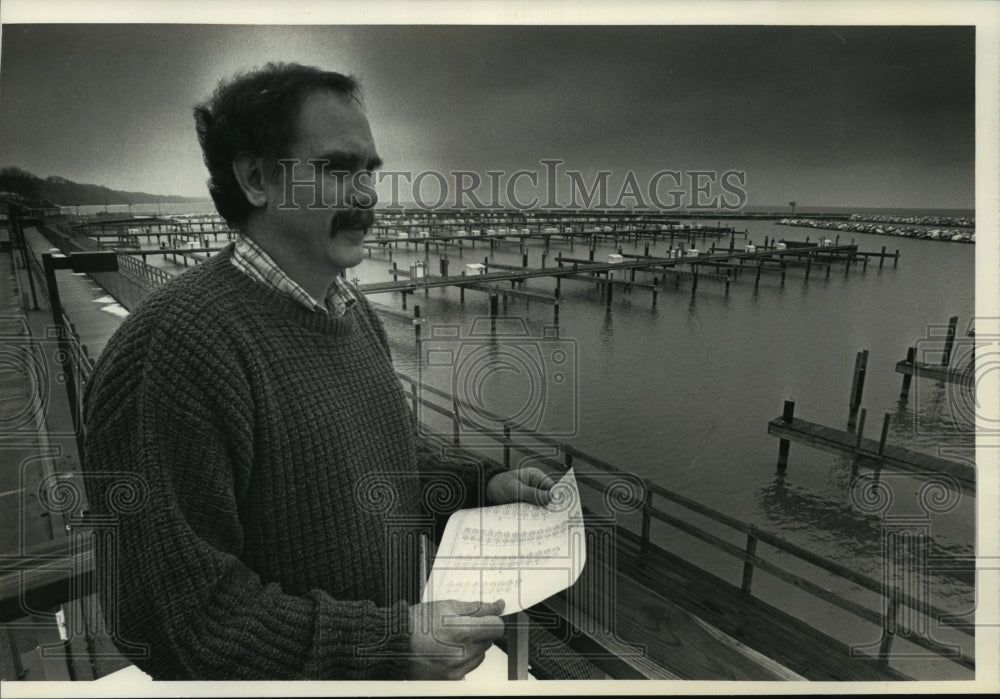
[0,166,206,206]
[0,166,43,201]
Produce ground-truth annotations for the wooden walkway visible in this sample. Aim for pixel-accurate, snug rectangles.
[767,415,976,494]
[583,530,910,680]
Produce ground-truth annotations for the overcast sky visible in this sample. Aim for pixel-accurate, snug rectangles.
[0,22,975,209]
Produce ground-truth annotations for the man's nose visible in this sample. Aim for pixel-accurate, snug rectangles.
[353,170,378,208]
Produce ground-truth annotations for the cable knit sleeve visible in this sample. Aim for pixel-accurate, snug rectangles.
[82,309,412,680]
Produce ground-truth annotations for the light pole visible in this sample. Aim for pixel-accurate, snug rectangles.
[41,251,120,461]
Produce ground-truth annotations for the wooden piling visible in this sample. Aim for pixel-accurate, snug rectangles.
[899,346,915,400]
[848,350,870,420]
[777,399,794,470]
[853,408,868,452]
[490,293,499,331]
[879,246,886,269]
[877,412,891,457]
[607,273,614,308]
[414,305,422,343]
[942,315,959,367]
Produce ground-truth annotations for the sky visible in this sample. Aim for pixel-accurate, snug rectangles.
[0,17,978,210]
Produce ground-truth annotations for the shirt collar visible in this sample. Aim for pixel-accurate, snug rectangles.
[230,234,357,317]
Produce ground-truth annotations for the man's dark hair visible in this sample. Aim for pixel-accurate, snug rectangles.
[194,62,360,228]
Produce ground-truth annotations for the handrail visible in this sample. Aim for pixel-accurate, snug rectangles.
[397,370,974,670]
[563,444,972,638]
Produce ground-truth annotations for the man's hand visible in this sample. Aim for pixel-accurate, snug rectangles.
[486,467,556,506]
[408,599,505,680]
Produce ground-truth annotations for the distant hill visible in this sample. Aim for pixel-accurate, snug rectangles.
[39,175,207,206]
[0,167,207,207]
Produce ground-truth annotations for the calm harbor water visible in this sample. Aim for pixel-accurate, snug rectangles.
[366,216,977,676]
[82,204,977,676]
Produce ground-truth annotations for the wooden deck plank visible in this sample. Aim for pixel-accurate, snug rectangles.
[609,531,912,681]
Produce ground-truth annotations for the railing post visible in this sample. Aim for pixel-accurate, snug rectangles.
[741,532,758,594]
[506,611,530,680]
[503,424,511,469]
[410,380,419,431]
[878,586,901,663]
[640,483,653,558]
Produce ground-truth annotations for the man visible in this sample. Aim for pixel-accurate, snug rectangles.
[82,62,559,680]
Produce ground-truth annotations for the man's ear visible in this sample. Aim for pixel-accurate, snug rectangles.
[231,154,268,208]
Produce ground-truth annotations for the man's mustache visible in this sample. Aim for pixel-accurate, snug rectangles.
[330,207,375,234]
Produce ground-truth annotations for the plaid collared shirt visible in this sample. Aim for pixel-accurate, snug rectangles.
[230,234,357,317]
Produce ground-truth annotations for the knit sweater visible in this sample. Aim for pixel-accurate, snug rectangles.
[82,247,505,680]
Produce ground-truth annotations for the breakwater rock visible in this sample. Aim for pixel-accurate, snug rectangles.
[776,215,975,243]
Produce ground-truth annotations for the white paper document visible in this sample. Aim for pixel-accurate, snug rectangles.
[422,469,586,615]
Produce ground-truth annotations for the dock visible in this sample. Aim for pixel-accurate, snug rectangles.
[767,405,976,494]
[4,205,967,683]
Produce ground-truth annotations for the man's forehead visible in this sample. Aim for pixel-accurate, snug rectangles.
[292,88,377,156]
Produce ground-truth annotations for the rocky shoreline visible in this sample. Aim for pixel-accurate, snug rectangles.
[775,214,975,243]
